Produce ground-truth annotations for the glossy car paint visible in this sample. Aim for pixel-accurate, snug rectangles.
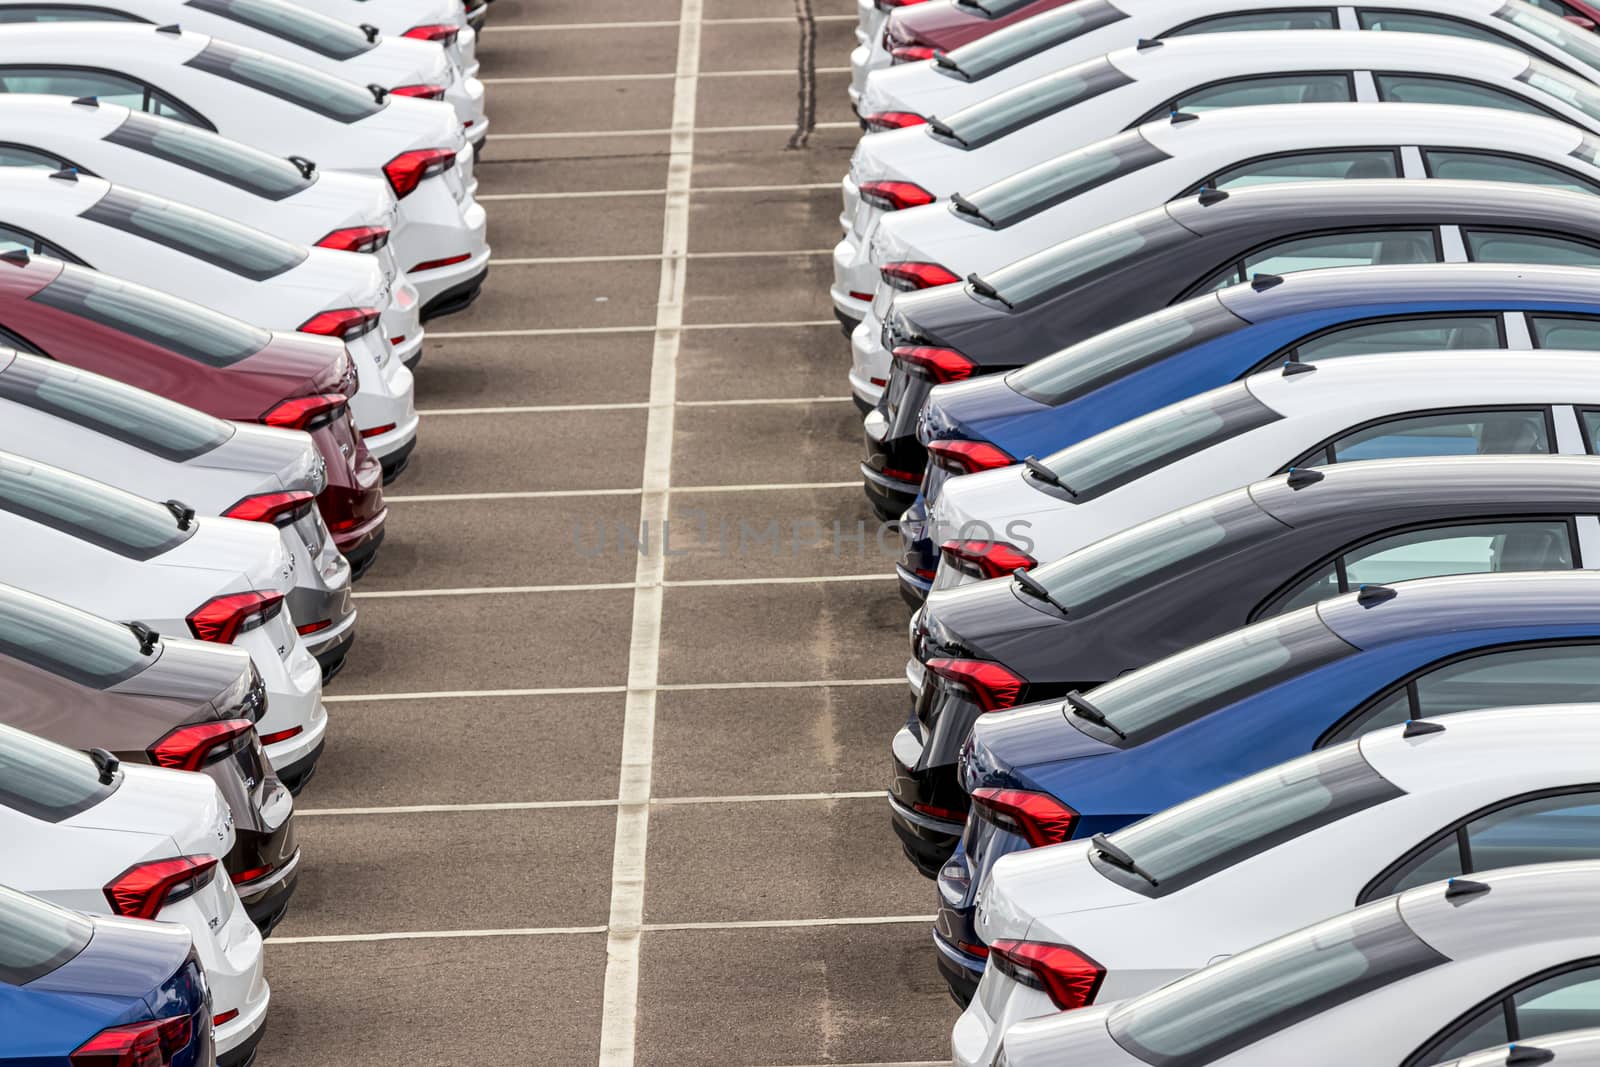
[851,0,1073,106]
[293,0,481,70]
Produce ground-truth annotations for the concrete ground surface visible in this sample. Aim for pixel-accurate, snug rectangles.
[255,1,961,1063]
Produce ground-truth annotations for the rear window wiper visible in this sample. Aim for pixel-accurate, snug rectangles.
[966,270,1013,308]
[1091,832,1159,886]
[932,50,961,72]
[1066,689,1125,741]
[163,499,196,530]
[1013,567,1070,613]
[925,115,968,146]
[1023,456,1075,496]
[125,621,160,656]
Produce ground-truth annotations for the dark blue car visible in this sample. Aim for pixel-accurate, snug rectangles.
[933,569,1600,1003]
[898,263,1600,602]
[0,885,212,1067]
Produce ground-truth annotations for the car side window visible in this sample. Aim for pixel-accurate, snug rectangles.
[0,4,145,20]
[0,67,205,128]
[1193,229,1437,294]
[1167,73,1354,114]
[1325,409,1552,462]
[1262,519,1575,619]
[1531,315,1600,350]
[1465,230,1600,266]
[1422,149,1600,194]
[1265,315,1503,371]
[1358,9,1525,48]
[1411,958,1600,1065]
[1164,9,1337,34]
[0,223,77,263]
[0,144,69,171]
[1204,150,1401,193]
[1373,73,1559,118]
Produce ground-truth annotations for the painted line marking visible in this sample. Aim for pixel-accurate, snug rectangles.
[416,396,852,416]
[485,14,853,30]
[428,320,834,338]
[487,248,830,265]
[488,121,856,141]
[351,574,897,600]
[384,481,857,503]
[297,792,882,817]
[322,678,903,704]
[266,915,933,946]
[483,66,848,84]
[478,182,837,201]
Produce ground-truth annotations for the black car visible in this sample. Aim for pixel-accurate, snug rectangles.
[890,453,1600,874]
[863,179,1600,518]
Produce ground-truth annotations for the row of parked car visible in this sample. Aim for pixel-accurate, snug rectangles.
[0,0,494,1062]
[844,0,1600,1064]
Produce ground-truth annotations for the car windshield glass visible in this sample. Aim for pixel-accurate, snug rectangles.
[1095,745,1403,895]
[81,186,306,280]
[0,720,119,822]
[185,0,376,59]
[0,885,93,986]
[30,264,271,367]
[1036,384,1281,501]
[184,38,385,123]
[936,56,1132,149]
[1108,900,1447,1066]
[0,354,234,462]
[986,207,1183,306]
[0,584,152,688]
[942,0,1127,80]
[1496,1,1600,71]
[1007,297,1247,405]
[0,452,195,560]
[959,130,1169,228]
[1075,611,1358,743]
[1518,57,1600,122]
[104,111,312,201]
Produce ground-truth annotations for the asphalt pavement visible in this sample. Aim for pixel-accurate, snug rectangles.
[254,2,961,1063]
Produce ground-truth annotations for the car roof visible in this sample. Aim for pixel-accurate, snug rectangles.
[0,20,210,57]
[1398,859,1600,961]
[0,167,111,215]
[1218,262,1600,321]
[1359,703,1600,794]
[1106,28,1534,82]
[1317,570,1600,645]
[1445,1029,1600,1067]
[0,95,131,138]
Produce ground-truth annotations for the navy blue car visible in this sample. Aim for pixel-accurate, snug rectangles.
[934,570,1600,1004]
[0,884,213,1067]
[898,263,1600,601]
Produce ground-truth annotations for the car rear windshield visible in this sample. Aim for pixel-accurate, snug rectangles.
[0,720,120,823]
[1008,296,1247,404]
[0,885,92,985]
[956,0,1043,16]
[985,207,1186,307]
[0,584,152,689]
[1518,57,1600,123]
[1070,611,1358,745]
[1092,745,1403,897]
[1033,383,1282,502]
[185,38,385,123]
[30,264,272,367]
[933,56,1133,149]
[81,186,307,280]
[1495,1,1600,74]
[0,452,196,560]
[104,111,313,201]
[1108,899,1447,1066]
[956,130,1169,229]
[0,354,234,462]
[185,0,376,59]
[939,0,1128,81]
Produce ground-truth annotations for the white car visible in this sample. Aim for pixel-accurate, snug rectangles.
[0,722,269,1064]
[995,861,1600,1067]
[0,0,488,147]
[858,0,1600,130]
[0,450,328,787]
[1447,1032,1600,1066]
[956,704,1600,1065]
[0,168,418,476]
[846,102,1600,405]
[834,30,1600,327]
[295,0,482,59]
[0,347,357,675]
[0,22,489,317]
[932,347,1600,590]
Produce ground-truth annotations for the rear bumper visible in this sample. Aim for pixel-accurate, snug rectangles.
[272,737,326,797]
[836,305,864,339]
[379,432,418,485]
[888,793,963,878]
[860,459,919,523]
[420,263,489,320]
[327,500,387,568]
[344,522,387,582]
[217,1014,266,1067]
[934,931,984,1008]
[311,624,356,685]
[896,563,932,607]
[239,846,301,936]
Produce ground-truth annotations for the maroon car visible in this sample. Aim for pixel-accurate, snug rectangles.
[884,0,1077,61]
[0,253,387,576]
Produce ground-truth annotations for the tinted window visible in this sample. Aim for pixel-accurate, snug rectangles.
[943,0,1128,81]
[1164,73,1353,117]
[1108,901,1446,1067]
[959,130,1170,228]
[0,354,234,462]
[0,144,67,170]
[0,4,142,20]
[1007,298,1247,405]
[1330,410,1551,461]
[0,720,119,822]
[1358,9,1519,46]
[185,38,384,123]
[1419,962,1600,1064]
[105,111,312,201]
[0,67,205,126]
[0,584,151,688]
[30,264,271,367]
[1288,316,1503,363]
[1532,315,1600,349]
[0,886,92,986]
[1195,230,1438,294]
[1033,384,1281,501]
[185,0,376,59]
[1094,744,1402,896]
[0,452,195,559]
[1582,408,1600,450]
[1498,2,1600,75]
[1208,149,1400,190]
[1423,149,1600,193]
[961,0,1038,14]
[986,208,1183,306]
[81,186,306,279]
[1519,60,1600,121]
[1466,230,1600,266]
[1166,9,1337,34]
[1070,606,1357,745]
[936,56,1132,149]
[1375,73,1554,116]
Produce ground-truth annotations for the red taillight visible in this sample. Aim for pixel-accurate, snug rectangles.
[383,147,457,198]
[862,110,928,131]
[71,1016,192,1066]
[223,490,316,528]
[213,1009,239,1027]
[890,44,936,62]
[410,252,472,273]
[359,422,397,439]
[927,439,1013,474]
[315,226,390,253]
[186,591,284,644]
[858,178,934,209]
[259,725,303,746]
[941,539,1035,579]
[103,856,218,920]
[892,344,975,383]
[390,83,447,100]
[970,787,1079,846]
[876,0,930,9]
[924,657,1024,711]
[260,394,349,432]
[882,261,961,292]
[988,939,1105,1011]
[299,307,380,342]
[403,21,459,41]
[147,719,254,772]
[297,619,332,636]
[229,864,274,886]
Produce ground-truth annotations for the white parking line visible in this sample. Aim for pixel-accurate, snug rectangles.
[297,792,882,817]
[488,248,831,265]
[483,67,848,84]
[489,121,856,140]
[478,182,837,201]
[351,574,896,600]
[268,926,610,945]
[322,678,902,704]
[427,320,834,338]
[266,914,933,946]
[416,397,852,415]
[487,14,853,31]
[384,480,857,502]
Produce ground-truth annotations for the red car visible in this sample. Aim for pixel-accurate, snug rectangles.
[884,0,1077,61]
[0,254,386,575]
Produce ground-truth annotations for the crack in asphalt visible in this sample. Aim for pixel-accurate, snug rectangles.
[787,0,818,149]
